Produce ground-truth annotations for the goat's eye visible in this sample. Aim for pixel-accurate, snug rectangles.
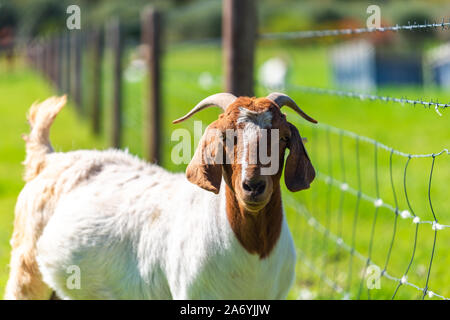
[280,136,289,143]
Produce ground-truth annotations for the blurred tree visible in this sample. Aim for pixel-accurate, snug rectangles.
[172,0,196,5]
[0,2,18,29]
[166,0,222,42]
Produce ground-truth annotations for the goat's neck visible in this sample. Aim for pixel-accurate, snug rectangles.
[224,185,283,259]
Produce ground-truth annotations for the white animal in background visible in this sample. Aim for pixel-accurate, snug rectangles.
[5,92,316,300]
[259,57,288,90]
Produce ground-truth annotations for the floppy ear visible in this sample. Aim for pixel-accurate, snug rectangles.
[284,122,315,192]
[186,123,223,194]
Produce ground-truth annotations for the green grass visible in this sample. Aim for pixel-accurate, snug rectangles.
[0,41,449,300]
[0,60,106,296]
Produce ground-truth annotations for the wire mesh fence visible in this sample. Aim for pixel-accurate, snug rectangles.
[284,121,449,300]
[255,16,450,300]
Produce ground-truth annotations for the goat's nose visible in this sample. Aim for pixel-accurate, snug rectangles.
[242,179,266,197]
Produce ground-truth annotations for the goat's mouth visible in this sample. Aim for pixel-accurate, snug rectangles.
[239,198,270,213]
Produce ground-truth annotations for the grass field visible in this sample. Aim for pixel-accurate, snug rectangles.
[0,60,107,295]
[0,41,448,299]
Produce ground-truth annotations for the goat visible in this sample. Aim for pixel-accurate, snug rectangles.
[4,93,316,300]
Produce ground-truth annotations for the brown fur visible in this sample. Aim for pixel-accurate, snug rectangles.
[225,184,283,259]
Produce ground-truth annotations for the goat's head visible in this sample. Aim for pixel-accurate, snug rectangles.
[173,93,317,213]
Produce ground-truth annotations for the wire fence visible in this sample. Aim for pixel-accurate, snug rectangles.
[286,84,450,116]
[169,19,450,47]
[284,121,449,300]
[255,17,450,300]
[260,19,450,40]
[162,17,450,299]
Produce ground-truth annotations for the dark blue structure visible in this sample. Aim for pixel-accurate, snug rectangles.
[375,52,423,86]
[331,40,423,91]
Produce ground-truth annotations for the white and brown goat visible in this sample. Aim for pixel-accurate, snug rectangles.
[5,93,316,299]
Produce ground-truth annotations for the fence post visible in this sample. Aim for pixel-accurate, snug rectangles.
[45,39,52,80]
[90,27,104,135]
[222,0,257,96]
[38,40,45,76]
[108,18,123,149]
[63,33,70,95]
[141,7,162,164]
[71,31,82,110]
[54,35,62,92]
[51,37,57,86]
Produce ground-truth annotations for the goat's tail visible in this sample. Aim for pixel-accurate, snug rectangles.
[22,96,67,182]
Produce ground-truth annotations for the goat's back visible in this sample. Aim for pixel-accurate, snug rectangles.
[28,149,202,299]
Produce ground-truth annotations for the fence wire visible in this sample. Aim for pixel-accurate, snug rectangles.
[260,19,450,40]
[285,84,449,115]
[285,122,449,300]
[170,19,450,47]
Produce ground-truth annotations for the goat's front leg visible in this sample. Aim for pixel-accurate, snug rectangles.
[4,245,53,300]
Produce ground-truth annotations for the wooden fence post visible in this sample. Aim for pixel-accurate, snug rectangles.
[38,40,45,76]
[54,36,62,92]
[71,31,82,110]
[49,38,55,85]
[108,18,123,149]
[44,40,48,77]
[63,33,70,95]
[51,37,57,86]
[45,39,52,80]
[141,7,162,163]
[222,0,257,97]
[90,27,104,135]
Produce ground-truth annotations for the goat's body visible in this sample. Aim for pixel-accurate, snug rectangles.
[12,149,295,299]
[5,96,298,300]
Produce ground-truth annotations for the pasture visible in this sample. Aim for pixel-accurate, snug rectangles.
[0,42,449,299]
[0,60,106,294]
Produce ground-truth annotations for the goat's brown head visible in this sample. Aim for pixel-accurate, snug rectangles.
[173,93,317,213]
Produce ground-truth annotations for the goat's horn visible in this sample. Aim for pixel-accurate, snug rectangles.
[173,93,237,124]
[266,92,317,124]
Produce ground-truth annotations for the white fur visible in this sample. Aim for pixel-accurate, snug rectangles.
[237,108,273,182]
[32,149,296,299]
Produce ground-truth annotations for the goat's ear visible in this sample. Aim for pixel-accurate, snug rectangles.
[186,123,223,194]
[284,122,315,192]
